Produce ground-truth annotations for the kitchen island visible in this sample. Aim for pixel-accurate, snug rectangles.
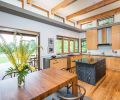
[75,57,106,85]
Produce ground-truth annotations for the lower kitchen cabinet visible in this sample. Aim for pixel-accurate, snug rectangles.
[43,57,67,69]
[106,57,120,71]
[68,55,82,68]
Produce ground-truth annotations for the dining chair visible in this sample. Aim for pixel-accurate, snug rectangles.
[44,84,88,100]
[58,84,86,100]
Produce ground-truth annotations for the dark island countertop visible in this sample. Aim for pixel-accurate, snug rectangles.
[75,57,104,64]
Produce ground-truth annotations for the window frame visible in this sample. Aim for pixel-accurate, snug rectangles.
[54,14,65,23]
[97,16,114,26]
[56,35,79,54]
[81,38,87,53]
[81,22,93,29]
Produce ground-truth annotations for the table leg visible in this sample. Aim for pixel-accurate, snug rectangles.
[72,76,78,96]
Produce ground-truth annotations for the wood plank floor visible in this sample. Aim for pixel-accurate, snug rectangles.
[78,70,120,100]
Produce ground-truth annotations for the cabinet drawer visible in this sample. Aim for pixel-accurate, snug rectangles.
[50,58,67,69]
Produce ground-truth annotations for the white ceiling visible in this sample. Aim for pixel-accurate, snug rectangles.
[56,0,102,17]
[32,0,120,22]
[72,1,120,21]
[32,0,63,10]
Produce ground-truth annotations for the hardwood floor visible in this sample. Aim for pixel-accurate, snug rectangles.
[78,70,120,100]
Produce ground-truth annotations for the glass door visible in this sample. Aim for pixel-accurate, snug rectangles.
[0,31,40,80]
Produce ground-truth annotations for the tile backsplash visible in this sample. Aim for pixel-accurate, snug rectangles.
[87,46,120,56]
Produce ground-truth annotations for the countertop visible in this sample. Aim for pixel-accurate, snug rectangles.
[45,53,120,60]
[74,57,105,64]
[82,53,120,58]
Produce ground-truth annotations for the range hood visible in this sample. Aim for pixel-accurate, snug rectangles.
[97,43,112,46]
[98,27,112,46]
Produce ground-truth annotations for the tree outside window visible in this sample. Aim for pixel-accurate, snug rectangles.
[63,39,69,53]
[81,39,87,53]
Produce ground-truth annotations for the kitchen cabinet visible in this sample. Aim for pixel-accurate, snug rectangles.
[68,55,82,68]
[81,54,120,71]
[106,57,120,71]
[75,58,106,85]
[86,29,98,50]
[50,58,67,69]
[111,25,120,50]
[43,57,67,69]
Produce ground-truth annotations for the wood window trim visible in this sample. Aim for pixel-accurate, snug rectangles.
[57,35,79,54]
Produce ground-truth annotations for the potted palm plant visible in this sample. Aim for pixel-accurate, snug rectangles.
[0,33,39,87]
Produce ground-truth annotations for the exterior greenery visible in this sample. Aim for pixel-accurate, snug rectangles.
[56,37,79,54]
[81,39,87,53]
[98,17,114,26]
[56,39,62,54]
[63,39,69,53]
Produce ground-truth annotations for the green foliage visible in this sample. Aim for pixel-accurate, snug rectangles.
[0,33,38,81]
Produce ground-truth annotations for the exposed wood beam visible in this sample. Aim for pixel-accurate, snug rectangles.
[51,0,77,14]
[21,0,24,8]
[77,7,120,24]
[27,0,32,4]
[27,0,49,17]
[67,0,119,20]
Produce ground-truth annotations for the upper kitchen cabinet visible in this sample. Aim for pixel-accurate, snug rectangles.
[111,25,120,50]
[86,29,98,50]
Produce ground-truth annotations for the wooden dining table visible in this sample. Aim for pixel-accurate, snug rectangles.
[0,68,78,100]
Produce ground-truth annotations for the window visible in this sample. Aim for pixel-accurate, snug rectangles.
[63,39,69,53]
[81,22,93,29]
[56,36,79,54]
[0,28,40,79]
[54,14,64,23]
[81,39,87,53]
[70,40,74,53]
[67,21,75,27]
[56,38,62,54]
[75,40,79,52]
[98,16,114,26]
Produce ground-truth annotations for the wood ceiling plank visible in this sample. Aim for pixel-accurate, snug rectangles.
[21,0,24,8]
[51,0,77,14]
[67,0,119,20]
[77,7,120,24]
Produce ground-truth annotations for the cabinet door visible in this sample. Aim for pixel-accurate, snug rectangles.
[86,29,98,50]
[50,59,58,68]
[70,56,82,68]
[111,25,120,50]
[50,58,67,69]
[59,58,67,69]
